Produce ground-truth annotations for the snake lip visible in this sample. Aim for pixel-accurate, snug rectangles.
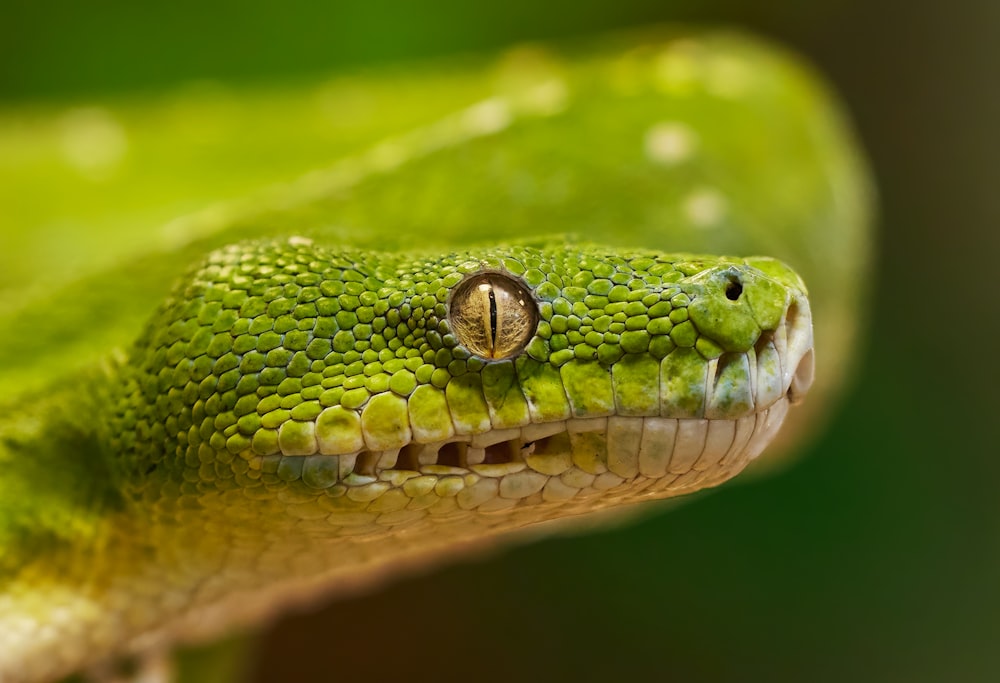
[272,401,796,502]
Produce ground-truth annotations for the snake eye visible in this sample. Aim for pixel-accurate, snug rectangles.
[448,272,538,360]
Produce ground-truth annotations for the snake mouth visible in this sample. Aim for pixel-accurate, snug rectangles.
[252,402,792,514]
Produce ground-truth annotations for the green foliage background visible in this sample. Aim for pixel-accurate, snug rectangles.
[2,1,997,681]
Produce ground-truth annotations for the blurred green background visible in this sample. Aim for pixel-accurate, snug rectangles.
[2,1,997,682]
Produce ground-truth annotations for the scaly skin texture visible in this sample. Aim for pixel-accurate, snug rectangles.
[0,28,871,683]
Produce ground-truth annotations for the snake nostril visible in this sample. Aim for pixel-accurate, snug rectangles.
[725,276,743,301]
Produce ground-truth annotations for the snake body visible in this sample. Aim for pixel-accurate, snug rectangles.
[0,29,871,682]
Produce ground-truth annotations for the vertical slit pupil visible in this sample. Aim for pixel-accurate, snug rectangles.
[488,285,498,347]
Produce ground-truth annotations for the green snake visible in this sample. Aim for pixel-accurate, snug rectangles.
[0,28,871,682]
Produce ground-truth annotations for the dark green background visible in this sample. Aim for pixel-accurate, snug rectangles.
[4,1,997,681]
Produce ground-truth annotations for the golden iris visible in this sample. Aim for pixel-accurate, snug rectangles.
[448,272,538,359]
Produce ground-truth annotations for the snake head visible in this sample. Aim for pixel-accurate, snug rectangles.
[90,237,816,637]
[105,239,813,533]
